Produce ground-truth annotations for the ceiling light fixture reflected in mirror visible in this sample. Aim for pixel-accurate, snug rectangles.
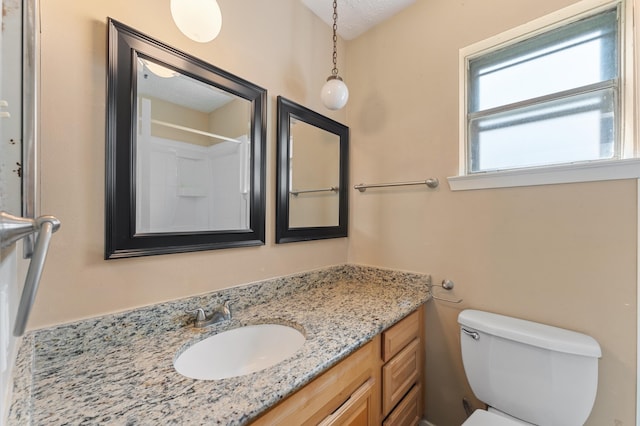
[138,58,178,78]
[320,0,348,110]
[170,0,222,43]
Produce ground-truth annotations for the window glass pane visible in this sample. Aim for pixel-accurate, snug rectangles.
[469,9,618,112]
[469,88,615,172]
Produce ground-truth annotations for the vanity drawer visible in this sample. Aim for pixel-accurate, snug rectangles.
[382,338,420,416]
[382,310,420,362]
[383,384,421,426]
[318,377,375,426]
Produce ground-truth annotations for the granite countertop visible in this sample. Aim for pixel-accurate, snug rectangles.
[9,264,431,425]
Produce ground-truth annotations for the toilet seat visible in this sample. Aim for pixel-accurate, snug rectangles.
[462,410,531,426]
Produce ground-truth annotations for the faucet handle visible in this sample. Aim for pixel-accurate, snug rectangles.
[186,308,207,322]
[219,301,232,319]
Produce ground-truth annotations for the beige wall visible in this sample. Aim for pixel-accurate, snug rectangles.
[347,0,637,425]
[145,96,211,145]
[31,0,349,327]
[209,97,251,141]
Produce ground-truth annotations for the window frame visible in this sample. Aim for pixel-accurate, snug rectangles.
[449,0,640,191]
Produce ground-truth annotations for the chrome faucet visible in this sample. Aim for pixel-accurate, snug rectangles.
[186,301,232,328]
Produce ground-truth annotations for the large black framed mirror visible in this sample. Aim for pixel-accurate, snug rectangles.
[276,97,348,243]
[106,19,266,259]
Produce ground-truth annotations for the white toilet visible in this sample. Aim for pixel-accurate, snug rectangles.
[458,309,602,426]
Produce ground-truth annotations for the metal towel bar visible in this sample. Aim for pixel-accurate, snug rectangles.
[354,178,439,192]
[0,211,60,336]
[290,186,339,196]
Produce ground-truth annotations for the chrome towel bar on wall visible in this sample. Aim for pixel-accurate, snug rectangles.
[354,178,439,192]
[0,211,61,336]
[290,186,339,196]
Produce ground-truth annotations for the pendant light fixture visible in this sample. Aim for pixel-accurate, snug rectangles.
[170,0,222,43]
[320,0,349,110]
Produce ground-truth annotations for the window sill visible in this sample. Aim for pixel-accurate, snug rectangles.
[447,158,640,191]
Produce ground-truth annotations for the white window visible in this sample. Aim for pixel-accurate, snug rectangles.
[449,0,640,191]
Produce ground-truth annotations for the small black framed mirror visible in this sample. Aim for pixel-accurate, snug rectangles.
[276,97,349,243]
[106,19,266,258]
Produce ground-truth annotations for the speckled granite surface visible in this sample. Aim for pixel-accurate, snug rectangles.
[9,264,430,425]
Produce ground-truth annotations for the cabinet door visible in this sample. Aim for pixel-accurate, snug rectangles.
[318,378,375,426]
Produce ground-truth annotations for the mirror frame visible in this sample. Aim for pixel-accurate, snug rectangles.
[275,96,349,243]
[106,19,266,259]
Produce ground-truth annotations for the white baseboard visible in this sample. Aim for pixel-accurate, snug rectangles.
[420,420,436,426]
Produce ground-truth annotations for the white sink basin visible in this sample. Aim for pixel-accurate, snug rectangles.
[174,324,305,380]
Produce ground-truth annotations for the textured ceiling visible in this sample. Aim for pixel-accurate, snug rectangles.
[301,0,416,40]
[138,59,233,113]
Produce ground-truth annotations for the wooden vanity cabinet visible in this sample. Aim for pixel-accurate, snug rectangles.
[252,335,381,426]
[251,306,424,426]
[380,308,424,425]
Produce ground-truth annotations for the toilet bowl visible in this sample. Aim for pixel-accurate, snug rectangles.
[458,310,601,426]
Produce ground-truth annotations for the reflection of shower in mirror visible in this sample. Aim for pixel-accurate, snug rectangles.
[136,98,250,233]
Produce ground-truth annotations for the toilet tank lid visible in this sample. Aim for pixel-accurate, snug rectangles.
[458,310,602,358]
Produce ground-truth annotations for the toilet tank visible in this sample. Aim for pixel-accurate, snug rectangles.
[458,310,601,426]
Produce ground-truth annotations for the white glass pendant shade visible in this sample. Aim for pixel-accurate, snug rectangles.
[170,0,222,43]
[321,76,349,110]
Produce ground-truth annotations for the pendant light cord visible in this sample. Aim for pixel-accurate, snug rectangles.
[331,0,339,77]
[320,0,348,110]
